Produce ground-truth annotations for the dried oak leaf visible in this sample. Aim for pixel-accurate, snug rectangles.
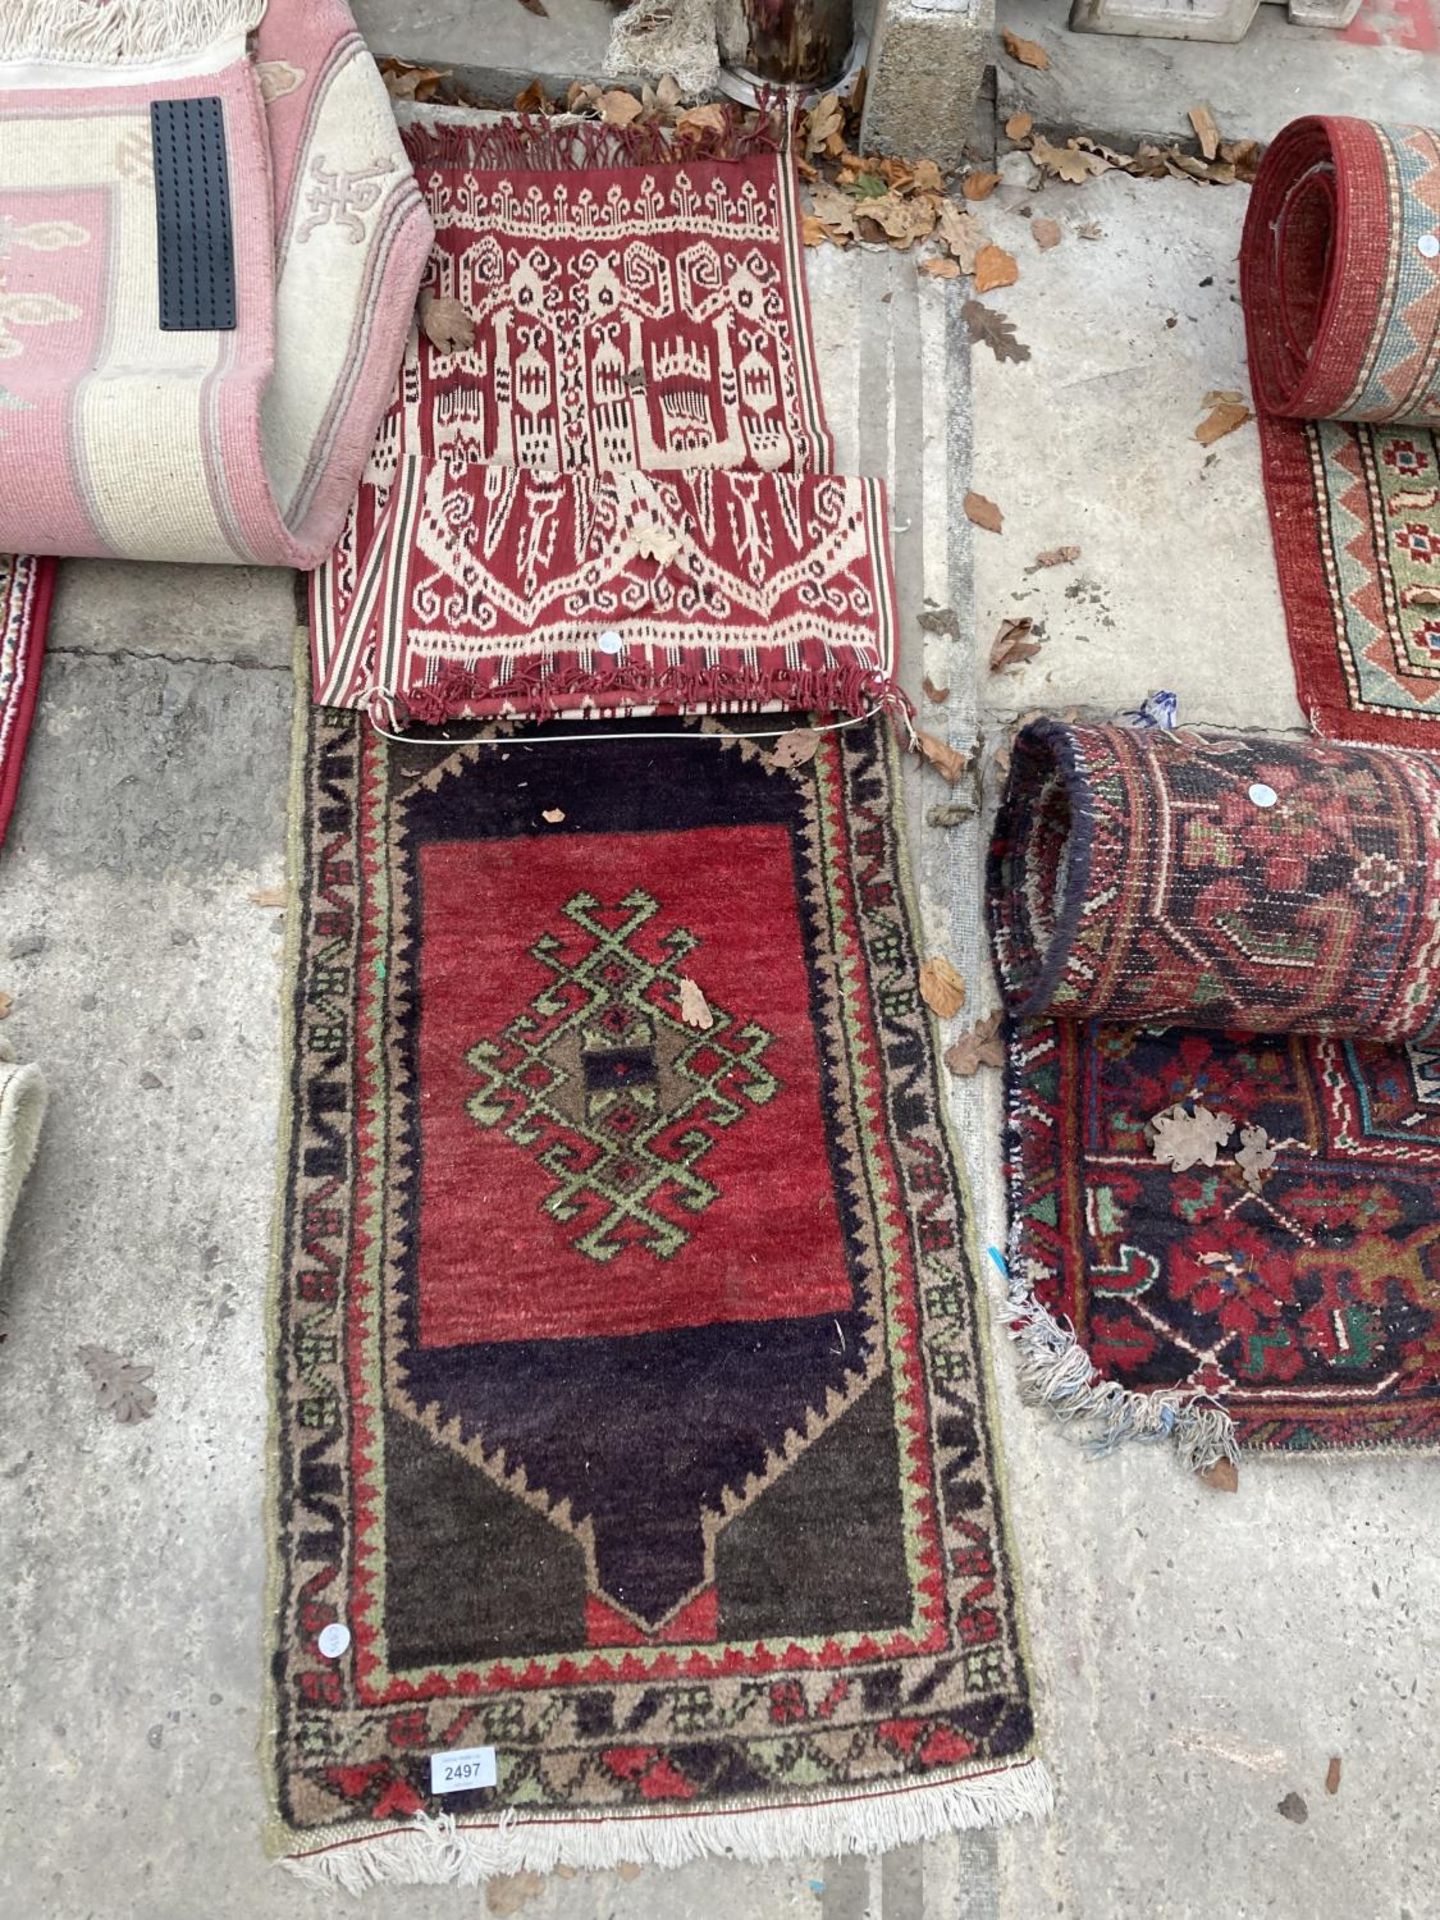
[1149,1101,1235,1172]
[513,79,548,114]
[964,490,1004,534]
[1196,400,1253,446]
[1198,1458,1240,1494]
[768,727,821,768]
[935,201,988,273]
[919,955,966,1020]
[962,300,1030,363]
[916,729,970,785]
[1032,216,1062,251]
[912,159,945,194]
[808,182,858,240]
[1028,544,1080,570]
[419,291,475,356]
[1005,110,1034,142]
[678,977,714,1031]
[922,675,950,705]
[962,170,1001,202]
[989,617,1040,672]
[944,1010,1004,1077]
[974,244,1019,294]
[1030,135,1109,184]
[1188,101,1221,162]
[801,213,829,247]
[920,255,960,280]
[1002,28,1050,69]
[805,91,844,157]
[1220,137,1264,182]
[77,1345,156,1424]
[599,88,645,127]
[675,102,728,140]
[378,58,449,101]
[1235,1123,1278,1191]
[485,1873,548,1917]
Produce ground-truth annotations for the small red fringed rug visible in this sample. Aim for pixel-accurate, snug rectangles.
[1241,118,1440,744]
[991,720,1440,1462]
[0,555,54,850]
[269,705,1045,1886]
[310,117,905,728]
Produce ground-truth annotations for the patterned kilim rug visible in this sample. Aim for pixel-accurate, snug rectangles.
[0,554,54,850]
[310,117,904,728]
[1242,117,1440,744]
[268,704,1046,1887]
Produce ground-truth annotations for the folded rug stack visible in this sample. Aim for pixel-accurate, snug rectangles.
[991,720,1440,1465]
[0,0,432,567]
[310,113,905,728]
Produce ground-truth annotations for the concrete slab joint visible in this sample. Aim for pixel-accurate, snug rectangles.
[860,0,995,169]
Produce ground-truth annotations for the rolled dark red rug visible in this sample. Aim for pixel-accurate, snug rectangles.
[1240,118,1440,744]
[990,721,1440,1465]
[988,720,1440,1043]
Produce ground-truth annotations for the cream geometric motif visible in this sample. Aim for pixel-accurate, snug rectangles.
[0,217,89,363]
[297,154,396,244]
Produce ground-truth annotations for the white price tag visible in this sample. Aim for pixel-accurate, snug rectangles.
[430,1745,497,1794]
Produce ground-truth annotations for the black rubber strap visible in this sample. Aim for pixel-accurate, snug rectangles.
[150,97,237,332]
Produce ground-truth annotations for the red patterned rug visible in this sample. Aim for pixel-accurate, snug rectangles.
[990,719,1440,1461]
[269,706,1045,1886]
[0,555,54,850]
[310,118,904,728]
[1241,118,1440,744]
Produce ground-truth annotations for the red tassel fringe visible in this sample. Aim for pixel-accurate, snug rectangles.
[400,101,789,174]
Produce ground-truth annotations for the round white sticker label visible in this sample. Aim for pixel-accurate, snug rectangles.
[318,1622,351,1660]
[1419,233,1440,260]
[1248,782,1278,809]
[597,631,623,656]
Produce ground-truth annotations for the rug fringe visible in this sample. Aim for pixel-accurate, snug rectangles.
[1000,1233,1240,1474]
[401,104,786,174]
[0,0,263,65]
[279,1758,1054,1893]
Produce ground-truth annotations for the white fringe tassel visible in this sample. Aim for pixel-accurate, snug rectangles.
[0,0,265,66]
[1002,1236,1240,1475]
[280,1759,1053,1894]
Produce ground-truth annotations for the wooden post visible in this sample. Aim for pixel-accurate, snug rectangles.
[741,0,854,86]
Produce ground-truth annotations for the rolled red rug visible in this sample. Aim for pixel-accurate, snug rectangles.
[987,720,1440,1042]
[1239,118,1440,744]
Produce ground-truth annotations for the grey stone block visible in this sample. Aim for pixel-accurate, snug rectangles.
[1069,0,1262,40]
[860,0,994,169]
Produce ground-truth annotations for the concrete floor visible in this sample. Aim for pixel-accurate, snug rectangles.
[2,11,1439,1920]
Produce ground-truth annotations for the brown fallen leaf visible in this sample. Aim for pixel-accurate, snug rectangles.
[514,0,548,15]
[1198,1458,1239,1494]
[1195,400,1253,446]
[77,1344,156,1424]
[1203,387,1247,407]
[1220,137,1264,182]
[249,886,287,909]
[485,1872,547,1917]
[678,977,714,1031]
[418,291,474,356]
[962,300,1030,364]
[541,807,565,824]
[922,676,950,705]
[1028,544,1081,570]
[916,729,970,785]
[944,1010,1004,1076]
[805,91,844,157]
[935,200,988,273]
[1325,1756,1342,1797]
[801,213,830,248]
[919,955,966,1020]
[964,490,1004,534]
[1235,1123,1278,1191]
[1077,220,1104,241]
[919,255,960,279]
[768,727,821,768]
[963,170,1001,202]
[513,79,548,114]
[989,617,1040,672]
[1002,28,1049,69]
[1150,1101,1235,1171]
[616,1864,645,1883]
[599,89,646,127]
[1005,110,1034,142]
[808,181,859,241]
[1030,135,1109,184]
[675,101,729,140]
[0,989,12,1020]
[1188,101,1221,162]
[378,57,449,101]
[1032,216,1062,251]
[974,243,1019,294]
